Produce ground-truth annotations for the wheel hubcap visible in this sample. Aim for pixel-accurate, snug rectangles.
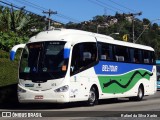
[89,91,95,102]
[139,89,143,98]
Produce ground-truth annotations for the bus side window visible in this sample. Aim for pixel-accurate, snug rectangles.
[143,50,150,64]
[129,48,134,63]
[98,42,112,61]
[114,45,128,62]
[70,44,80,73]
[135,49,142,63]
[71,42,97,75]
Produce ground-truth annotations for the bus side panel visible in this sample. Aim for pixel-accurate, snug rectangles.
[69,61,156,102]
[69,67,101,102]
[94,61,155,98]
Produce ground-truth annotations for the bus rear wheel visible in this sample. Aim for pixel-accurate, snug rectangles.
[129,86,144,101]
[87,87,98,106]
[136,86,144,101]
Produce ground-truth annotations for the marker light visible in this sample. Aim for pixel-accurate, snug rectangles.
[54,85,69,92]
[18,86,26,93]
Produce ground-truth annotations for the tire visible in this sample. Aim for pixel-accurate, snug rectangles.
[129,86,144,101]
[87,87,98,106]
[136,86,144,101]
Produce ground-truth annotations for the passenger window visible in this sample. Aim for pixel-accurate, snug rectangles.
[143,50,150,64]
[113,45,129,62]
[134,49,142,63]
[71,42,97,75]
[98,43,113,61]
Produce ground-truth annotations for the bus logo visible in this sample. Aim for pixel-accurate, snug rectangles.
[102,65,118,72]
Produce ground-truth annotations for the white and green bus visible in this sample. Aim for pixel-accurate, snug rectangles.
[10,29,157,105]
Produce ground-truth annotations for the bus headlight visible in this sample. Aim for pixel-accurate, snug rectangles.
[18,86,26,93]
[54,85,69,92]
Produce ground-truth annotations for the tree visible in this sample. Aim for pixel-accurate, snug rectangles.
[0,6,49,51]
[152,23,159,31]
[93,15,105,24]
[143,18,150,25]
[0,31,28,51]
[0,6,31,33]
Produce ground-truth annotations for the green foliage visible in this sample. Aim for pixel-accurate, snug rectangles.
[0,50,19,87]
[0,58,18,87]
[0,49,9,59]
[0,31,28,52]
[143,18,150,25]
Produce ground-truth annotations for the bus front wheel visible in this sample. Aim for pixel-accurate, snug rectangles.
[87,87,98,106]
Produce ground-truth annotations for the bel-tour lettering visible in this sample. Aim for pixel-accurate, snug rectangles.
[102,65,118,72]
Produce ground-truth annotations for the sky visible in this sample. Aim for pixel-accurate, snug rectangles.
[1,0,160,24]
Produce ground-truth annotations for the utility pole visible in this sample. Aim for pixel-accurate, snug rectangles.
[43,9,57,30]
[130,12,142,42]
[123,12,142,42]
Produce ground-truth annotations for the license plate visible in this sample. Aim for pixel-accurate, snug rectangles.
[34,95,43,99]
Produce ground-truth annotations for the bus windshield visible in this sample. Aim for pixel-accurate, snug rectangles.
[19,41,68,82]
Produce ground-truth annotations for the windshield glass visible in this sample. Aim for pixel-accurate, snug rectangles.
[19,41,68,82]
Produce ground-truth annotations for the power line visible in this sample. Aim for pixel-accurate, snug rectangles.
[0,0,25,10]
[96,0,125,13]
[22,0,48,11]
[108,0,137,13]
[88,0,116,12]
[88,0,136,15]
[5,0,80,23]
[0,0,46,22]
[56,13,81,23]
[23,0,80,23]
[14,0,44,11]
[22,0,81,23]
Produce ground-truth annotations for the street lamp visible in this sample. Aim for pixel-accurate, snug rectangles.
[109,33,119,36]
[134,18,160,43]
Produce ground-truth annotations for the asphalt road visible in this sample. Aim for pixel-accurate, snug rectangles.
[0,91,160,120]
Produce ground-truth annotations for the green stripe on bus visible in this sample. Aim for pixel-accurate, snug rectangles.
[98,70,153,93]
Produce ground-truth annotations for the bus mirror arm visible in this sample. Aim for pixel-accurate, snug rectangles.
[10,44,25,61]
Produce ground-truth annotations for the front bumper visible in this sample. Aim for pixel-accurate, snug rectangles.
[18,84,69,103]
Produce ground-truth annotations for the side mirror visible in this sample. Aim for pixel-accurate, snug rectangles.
[10,44,25,61]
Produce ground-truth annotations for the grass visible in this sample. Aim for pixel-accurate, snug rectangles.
[0,50,19,87]
[0,50,20,104]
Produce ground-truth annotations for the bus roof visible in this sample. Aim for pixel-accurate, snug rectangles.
[95,34,154,51]
[29,28,154,51]
[29,28,113,44]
